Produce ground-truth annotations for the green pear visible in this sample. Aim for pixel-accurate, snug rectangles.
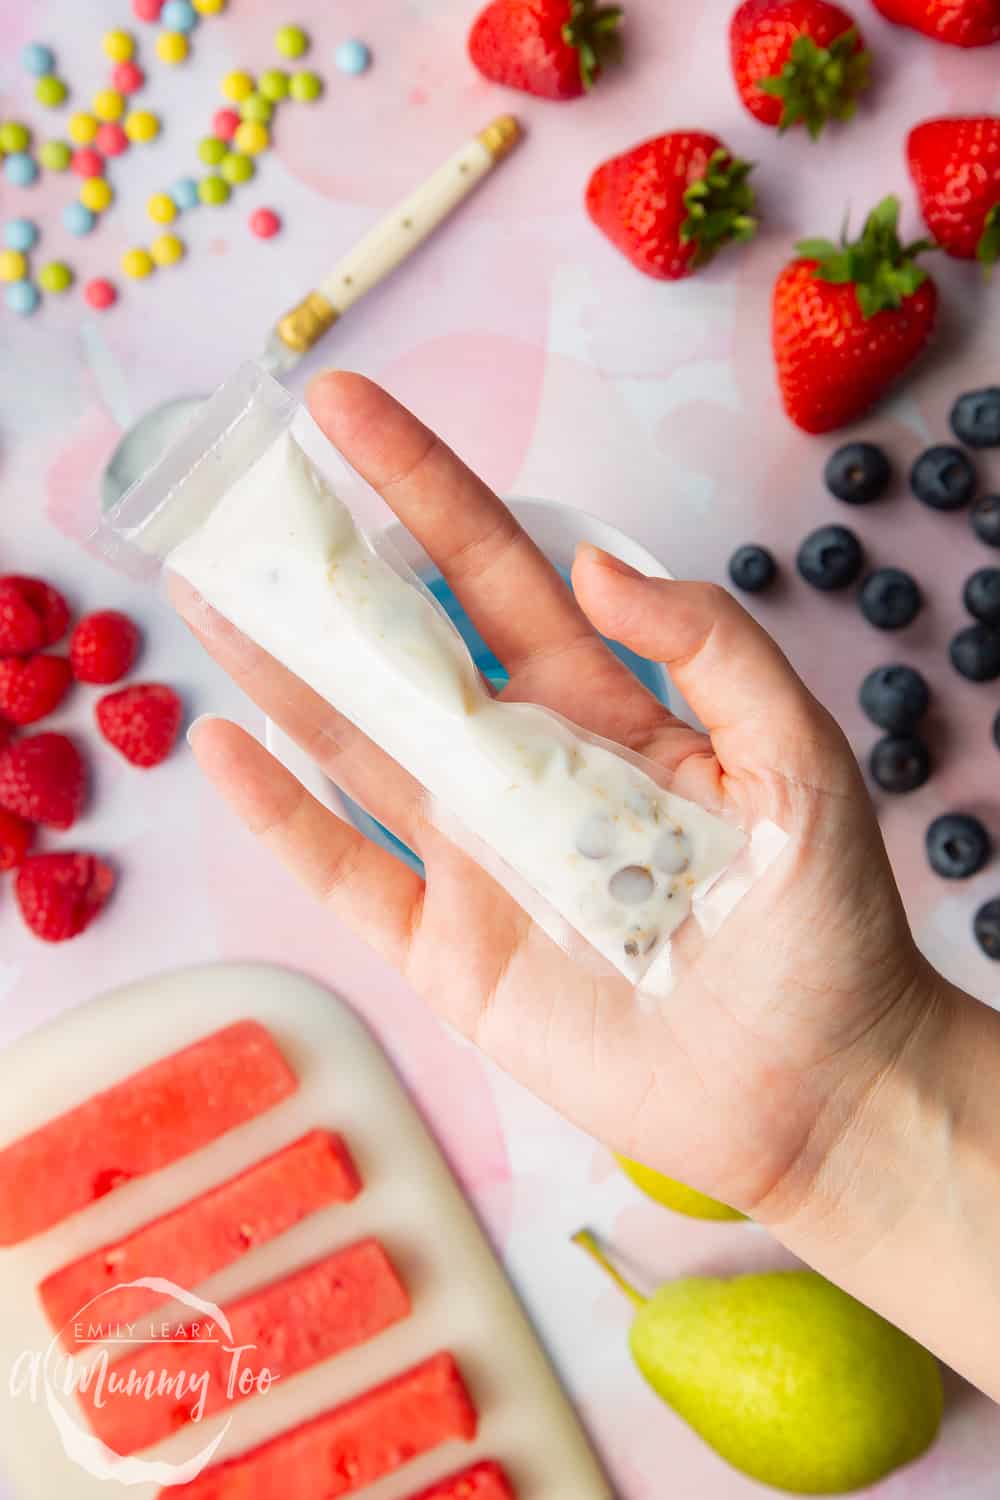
[616,1155,746,1221]
[574,1232,942,1494]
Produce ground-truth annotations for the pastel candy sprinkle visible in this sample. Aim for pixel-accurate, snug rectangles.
[132,0,164,19]
[156,30,190,64]
[84,277,117,309]
[290,70,322,102]
[113,60,146,93]
[147,191,177,223]
[124,109,160,142]
[162,0,198,30]
[5,281,40,315]
[198,135,227,165]
[39,261,74,294]
[198,174,230,204]
[151,231,184,265]
[79,177,114,212]
[275,24,309,58]
[335,39,371,75]
[221,70,254,101]
[258,69,289,101]
[4,219,39,252]
[63,201,97,236]
[71,147,105,178]
[0,122,31,154]
[240,93,273,123]
[121,247,154,278]
[4,155,39,188]
[22,43,56,76]
[233,120,269,155]
[170,176,199,209]
[38,140,71,170]
[249,207,281,238]
[103,30,135,61]
[213,108,240,140]
[93,89,125,122]
[35,77,68,108]
[95,122,129,156]
[193,0,226,11]
[220,150,254,183]
[68,112,98,145]
[0,250,28,283]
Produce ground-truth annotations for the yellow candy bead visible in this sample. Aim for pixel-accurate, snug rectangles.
[103,29,135,62]
[68,112,98,146]
[233,120,268,156]
[121,247,154,279]
[93,89,125,123]
[79,177,114,213]
[151,232,184,266]
[221,70,254,102]
[147,192,177,224]
[124,109,160,144]
[0,250,28,283]
[156,31,189,65]
[193,0,226,11]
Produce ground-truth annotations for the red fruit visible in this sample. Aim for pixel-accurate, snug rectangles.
[871,0,1000,46]
[468,0,624,100]
[0,576,70,656]
[0,656,72,726]
[69,609,141,684]
[15,853,114,943]
[0,810,33,871]
[730,0,871,136]
[773,197,937,433]
[0,732,87,830]
[586,132,757,280]
[96,683,182,768]
[907,115,1000,265]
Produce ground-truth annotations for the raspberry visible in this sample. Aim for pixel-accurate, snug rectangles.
[0,732,87,829]
[0,655,73,725]
[15,853,115,942]
[69,610,141,684]
[0,577,70,656]
[96,683,182,768]
[0,809,33,871]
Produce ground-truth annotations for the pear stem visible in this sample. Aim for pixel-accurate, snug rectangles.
[572,1229,646,1308]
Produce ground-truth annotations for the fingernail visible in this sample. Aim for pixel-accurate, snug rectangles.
[186,712,223,748]
[575,542,643,579]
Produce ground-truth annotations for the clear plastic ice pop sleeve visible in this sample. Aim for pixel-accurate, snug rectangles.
[96,363,788,997]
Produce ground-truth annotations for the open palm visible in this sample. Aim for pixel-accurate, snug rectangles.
[184,372,932,1222]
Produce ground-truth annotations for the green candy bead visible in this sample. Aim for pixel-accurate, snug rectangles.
[258,68,289,101]
[275,24,308,59]
[39,139,71,171]
[35,76,68,109]
[220,150,254,184]
[240,92,273,123]
[198,174,230,205]
[198,135,227,166]
[38,260,74,293]
[289,70,322,102]
[0,121,31,153]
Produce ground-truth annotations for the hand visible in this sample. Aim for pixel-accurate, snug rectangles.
[182,371,937,1223]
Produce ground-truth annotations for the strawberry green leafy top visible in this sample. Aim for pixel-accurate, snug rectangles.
[562,0,624,89]
[759,28,871,139]
[797,196,935,318]
[681,150,758,268]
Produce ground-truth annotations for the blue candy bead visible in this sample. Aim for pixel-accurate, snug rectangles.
[5,281,40,316]
[4,218,39,251]
[21,42,55,77]
[63,201,96,236]
[161,0,198,32]
[335,39,371,75]
[169,176,200,211]
[4,154,39,188]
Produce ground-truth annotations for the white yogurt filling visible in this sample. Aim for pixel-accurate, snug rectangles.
[167,432,746,982]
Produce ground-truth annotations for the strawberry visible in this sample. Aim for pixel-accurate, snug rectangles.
[586,133,757,280]
[0,577,70,656]
[15,852,115,943]
[96,683,183,768]
[730,0,871,137]
[0,809,33,871]
[0,656,73,726]
[468,0,623,100]
[908,116,1000,266]
[0,732,88,830]
[772,196,937,433]
[69,609,141,685]
[871,0,1000,45]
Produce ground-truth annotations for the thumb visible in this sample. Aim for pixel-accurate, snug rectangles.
[572,545,837,772]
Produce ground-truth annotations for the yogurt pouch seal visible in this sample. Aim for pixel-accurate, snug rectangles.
[95,363,787,1000]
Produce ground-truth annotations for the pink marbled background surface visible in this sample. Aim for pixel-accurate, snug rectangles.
[1,0,1000,1494]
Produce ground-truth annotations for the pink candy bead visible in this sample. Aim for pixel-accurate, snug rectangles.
[84,278,117,310]
[95,122,129,157]
[249,207,282,239]
[113,60,146,94]
[72,148,105,179]
[132,0,163,19]
[213,108,241,141]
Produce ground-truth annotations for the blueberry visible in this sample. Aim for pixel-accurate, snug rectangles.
[869,735,931,794]
[824,442,892,505]
[729,544,776,593]
[971,495,1000,549]
[859,568,922,630]
[974,898,1000,959]
[859,664,929,733]
[926,813,992,879]
[950,623,1000,682]
[950,387,1000,449]
[797,525,864,591]
[963,567,1000,625]
[910,446,977,511]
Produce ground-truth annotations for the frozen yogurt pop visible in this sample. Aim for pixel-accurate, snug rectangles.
[105,365,750,987]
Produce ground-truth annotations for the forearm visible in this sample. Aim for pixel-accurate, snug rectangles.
[759,973,1000,1399]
